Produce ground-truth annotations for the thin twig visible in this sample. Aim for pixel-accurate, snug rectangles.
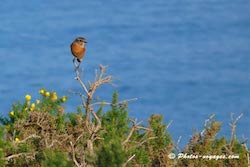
[75,76,90,96]
[91,109,101,134]
[123,119,152,145]
[68,90,87,107]
[123,154,136,166]
[73,62,89,96]
[174,136,182,152]
[230,113,243,141]
[138,137,158,146]
[91,98,138,107]
[5,152,37,161]
[200,114,215,136]
[166,120,173,130]
[16,134,41,144]
[70,141,81,167]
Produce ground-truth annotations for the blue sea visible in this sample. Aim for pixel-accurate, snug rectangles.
[0,0,250,148]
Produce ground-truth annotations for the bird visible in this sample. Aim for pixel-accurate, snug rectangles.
[70,37,87,65]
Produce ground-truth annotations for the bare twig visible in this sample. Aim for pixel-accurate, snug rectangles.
[223,144,233,154]
[73,62,89,96]
[75,76,90,97]
[166,120,173,130]
[74,64,112,127]
[205,114,215,126]
[91,98,138,107]
[200,114,215,136]
[70,141,82,167]
[241,136,250,166]
[16,134,41,144]
[68,90,87,107]
[5,152,36,161]
[174,136,182,153]
[138,136,158,146]
[123,119,152,145]
[90,109,101,134]
[123,154,136,166]
[47,140,62,148]
[230,113,243,141]
[122,120,137,145]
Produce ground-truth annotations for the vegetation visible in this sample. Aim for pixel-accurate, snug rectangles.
[0,64,249,167]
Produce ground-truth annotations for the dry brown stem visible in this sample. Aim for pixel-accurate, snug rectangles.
[73,63,112,128]
[200,114,215,137]
[5,152,37,162]
[230,113,243,141]
[123,119,152,145]
[72,63,114,166]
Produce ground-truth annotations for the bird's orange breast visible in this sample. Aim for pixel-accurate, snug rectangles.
[71,42,85,60]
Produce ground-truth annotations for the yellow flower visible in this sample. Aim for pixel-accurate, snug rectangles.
[36,100,40,104]
[25,94,31,101]
[15,137,20,142]
[10,111,14,117]
[62,96,67,102]
[39,89,45,95]
[31,103,35,108]
[51,92,58,101]
[30,103,35,111]
[45,92,50,97]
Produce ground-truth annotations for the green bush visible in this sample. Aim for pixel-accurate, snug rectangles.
[41,149,74,167]
[0,89,249,167]
[0,64,248,166]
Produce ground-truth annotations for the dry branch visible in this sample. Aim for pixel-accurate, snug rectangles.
[200,114,215,136]
[91,98,138,107]
[123,154,136,167]
[17,134,41,144]
[230,113,243,141]
[5,152,36,161]
[123,119,152,145]
[73,63,112,128]
[70,141,82,167]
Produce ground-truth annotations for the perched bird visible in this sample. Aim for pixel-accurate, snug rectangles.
[71,37,87,63]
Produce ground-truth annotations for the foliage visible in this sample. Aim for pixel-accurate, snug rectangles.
[177,118,249,167]
[41,149,74,167]
[0,90,248,166]
[0,64,249,167]
[96,91,129,166]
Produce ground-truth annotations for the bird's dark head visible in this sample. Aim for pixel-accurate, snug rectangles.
[75,37,87,46]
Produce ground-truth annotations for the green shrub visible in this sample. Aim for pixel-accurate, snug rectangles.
[0,63,248,166]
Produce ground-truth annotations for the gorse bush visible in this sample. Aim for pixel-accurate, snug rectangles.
[0,64,249,167]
